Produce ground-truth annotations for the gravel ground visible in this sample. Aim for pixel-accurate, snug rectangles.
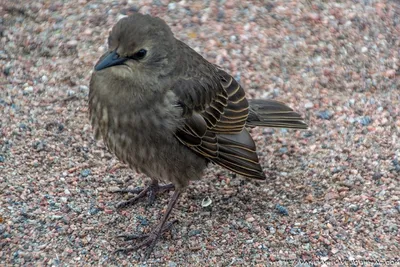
[1,0,399,266]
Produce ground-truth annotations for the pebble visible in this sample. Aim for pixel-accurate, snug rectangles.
[290,228,301,235]
[79,85,89,92]
[108,186,121,192]
[275,204,289,216]
[201,196,212,207]
[246,216,255,223]
[188,229,202,237]
[348,204,359,212]
[24,86,34,93]
[304,102,314,109]
[168,2,176,10]
[384,69,396,78]
[268,226,276,234]
[359,116,372,126]
[316,110,333,120]
[67,89,75,96]
[80,169,91,177]
[66,40,78,48]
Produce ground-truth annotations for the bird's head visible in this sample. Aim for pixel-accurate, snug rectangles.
[94,13,176,76]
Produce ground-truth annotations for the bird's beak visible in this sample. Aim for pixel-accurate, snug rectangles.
[95,50,128,71]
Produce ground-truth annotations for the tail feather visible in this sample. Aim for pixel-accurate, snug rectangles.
[246,99,308,129]
[214,130,267,180]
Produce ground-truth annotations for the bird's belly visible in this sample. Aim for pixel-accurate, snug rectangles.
[92,111,207,188]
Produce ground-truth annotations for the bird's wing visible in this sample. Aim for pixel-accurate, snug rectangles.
[173,60,265,179]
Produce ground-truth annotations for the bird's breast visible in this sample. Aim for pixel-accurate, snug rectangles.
[89,88,182,170]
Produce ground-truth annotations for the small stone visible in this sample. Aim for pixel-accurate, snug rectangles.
[108,187,121,192]
[361,47,368,53]
[79,85,89,92]
[67,90,75,96]
[66,40,78,48]
[359,116,372,126]
[168,2,176,10]
[290,228,301,235]
[104,209,113,214]
[348,204,359,212]
[275,204,289,216]
[80,169,91,177]
[188,229,202,237]
[308,12,320,22]
[24,86,34,93]
[0,224,5,234]
[215,249,223,256]
[279,147,288,154]
[51,215,63,220]
[384,69,396,78]
[268,226,276,234]
[3,65,11,76]
[136,215,149,226]
[33,141,46,152]
[316,110,333,120]
[304,102,314,109]
[325,192,339,201]
[246,216,255,223]
[201,196,212,207]
[372,172,382,180]
[88,207,100,215]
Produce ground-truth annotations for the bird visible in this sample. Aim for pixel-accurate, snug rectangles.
[89,12,307,260]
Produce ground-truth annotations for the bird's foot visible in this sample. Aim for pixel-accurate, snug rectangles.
[114,219,178,260]
[113,181,175,208]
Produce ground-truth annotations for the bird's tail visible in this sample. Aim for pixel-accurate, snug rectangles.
[246,99,308,129]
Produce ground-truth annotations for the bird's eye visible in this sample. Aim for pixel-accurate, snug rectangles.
[133,49,147,60]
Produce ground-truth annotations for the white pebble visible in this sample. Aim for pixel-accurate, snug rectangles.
[67,90,75,96]
[361,47,368,53]
[79,85,89,92]
[304,102,314,109]
[168,2,176,10]
[344,21,352,27]
[24,86,34,92]
[201,196,212,207]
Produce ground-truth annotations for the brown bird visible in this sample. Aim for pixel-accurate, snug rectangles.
[89,13,307,260]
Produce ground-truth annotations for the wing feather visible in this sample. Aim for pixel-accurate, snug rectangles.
[172,45,265,179]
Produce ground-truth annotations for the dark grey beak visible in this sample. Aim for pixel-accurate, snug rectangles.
[95,51,128,71]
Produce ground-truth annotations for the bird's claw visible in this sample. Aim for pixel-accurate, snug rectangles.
[114,219,178,260]
[116,233,149,241]
[114,182,175,208]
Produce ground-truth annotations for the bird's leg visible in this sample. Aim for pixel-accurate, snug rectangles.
[115,190,181,260]
[114,180,175,208]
